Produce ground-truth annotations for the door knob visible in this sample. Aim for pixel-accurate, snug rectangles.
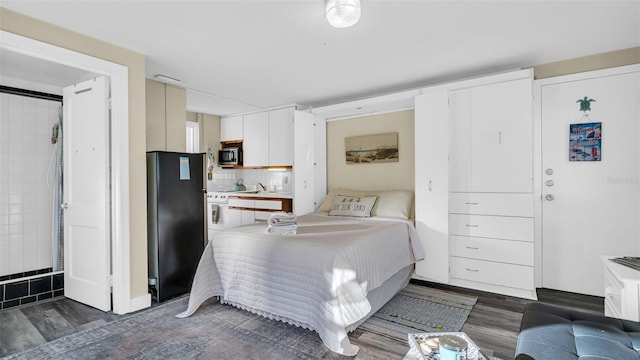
[61,203,68,209]
[546,180,554,187]
[545,168,554,175]
[545,194,555,201]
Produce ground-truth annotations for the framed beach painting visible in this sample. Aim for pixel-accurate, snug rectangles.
[345,132,398,164]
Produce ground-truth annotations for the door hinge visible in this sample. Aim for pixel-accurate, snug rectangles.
[107,274,113,287]
[108,97,113,110]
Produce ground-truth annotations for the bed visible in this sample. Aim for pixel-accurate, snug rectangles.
[177,189,425,356]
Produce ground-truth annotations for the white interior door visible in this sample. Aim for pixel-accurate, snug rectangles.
[63,76,111,311]
[541,67,640,296]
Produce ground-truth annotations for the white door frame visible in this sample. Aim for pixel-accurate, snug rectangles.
[0,30,135,314]
[532,64,640,288]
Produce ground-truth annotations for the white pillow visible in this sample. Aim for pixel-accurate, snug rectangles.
[374,190,414,219]
[319,188,414,219]
[328,195,378,217]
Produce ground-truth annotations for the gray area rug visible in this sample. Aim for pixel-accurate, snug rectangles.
[360,284,478,342]
[5,285,477,360]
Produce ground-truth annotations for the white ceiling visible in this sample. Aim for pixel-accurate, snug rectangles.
[1,1,638,116]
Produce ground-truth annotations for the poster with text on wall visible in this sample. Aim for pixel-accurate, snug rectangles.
[569,122,601,161]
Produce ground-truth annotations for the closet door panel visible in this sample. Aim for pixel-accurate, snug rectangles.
[414,89,450,283]
[243,112,269,167]
[269,107,294,166]
[470,78,533,193]
[449,89,472,193]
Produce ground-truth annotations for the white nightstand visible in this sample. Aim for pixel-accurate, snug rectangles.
[603,256,640,321]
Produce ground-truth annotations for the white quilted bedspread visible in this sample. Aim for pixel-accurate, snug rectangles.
[176,213,425,355]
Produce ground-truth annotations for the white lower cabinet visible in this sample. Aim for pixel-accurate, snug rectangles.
[449,193,533,217]
[450,257,534,290]
[228,197,255,227]
[253,200,284,222]
[450,214,533,242]
[449,192,536,299]
[450,236,533,266]
[228,196,292,227]
[226,208,253,227]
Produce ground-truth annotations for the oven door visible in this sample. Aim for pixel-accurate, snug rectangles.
[208,203,230,231]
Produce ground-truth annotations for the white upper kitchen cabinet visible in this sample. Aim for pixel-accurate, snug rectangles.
[240,107,295,167]
[449,77,533,193]
[242,111,269,167]
[220,115,243,141]
[269,107,295,166]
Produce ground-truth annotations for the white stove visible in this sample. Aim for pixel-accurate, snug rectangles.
[207,191,234,234]
[207,191,232,204]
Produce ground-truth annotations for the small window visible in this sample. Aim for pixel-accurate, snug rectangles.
[186,121,199,153]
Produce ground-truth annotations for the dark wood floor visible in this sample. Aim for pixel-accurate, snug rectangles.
[0,282,603,359]
[415,281,603,359]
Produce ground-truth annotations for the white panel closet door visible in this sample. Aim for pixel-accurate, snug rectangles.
[242,112,269,167]
[541,67,640,296]
[63,76,111,312]
[293,110,315,215]
[414,89,450,283]
[450,79,533,193]
[269,107,294,166]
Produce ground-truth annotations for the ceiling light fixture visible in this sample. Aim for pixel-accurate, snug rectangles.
[325,0,361,28]
[154,74,182,84]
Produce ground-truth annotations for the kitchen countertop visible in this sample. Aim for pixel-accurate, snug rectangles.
[228,191,293,199]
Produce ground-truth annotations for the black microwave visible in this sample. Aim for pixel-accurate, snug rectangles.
[219,147,242,166]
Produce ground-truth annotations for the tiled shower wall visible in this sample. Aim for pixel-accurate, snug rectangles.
[0,93,60,277]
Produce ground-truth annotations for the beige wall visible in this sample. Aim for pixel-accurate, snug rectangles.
[0,8,148,299]
[146,79,166,151]
[186,111,221,154]
[533,47,640,79]
[326,110,414,192]
[164,84,186,152]
[200,113,222,154]
[146,79,186,152]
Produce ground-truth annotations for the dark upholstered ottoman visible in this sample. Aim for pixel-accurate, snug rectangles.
[515,302,640,359]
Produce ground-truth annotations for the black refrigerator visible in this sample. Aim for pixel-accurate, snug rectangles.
[147,151,206,302]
